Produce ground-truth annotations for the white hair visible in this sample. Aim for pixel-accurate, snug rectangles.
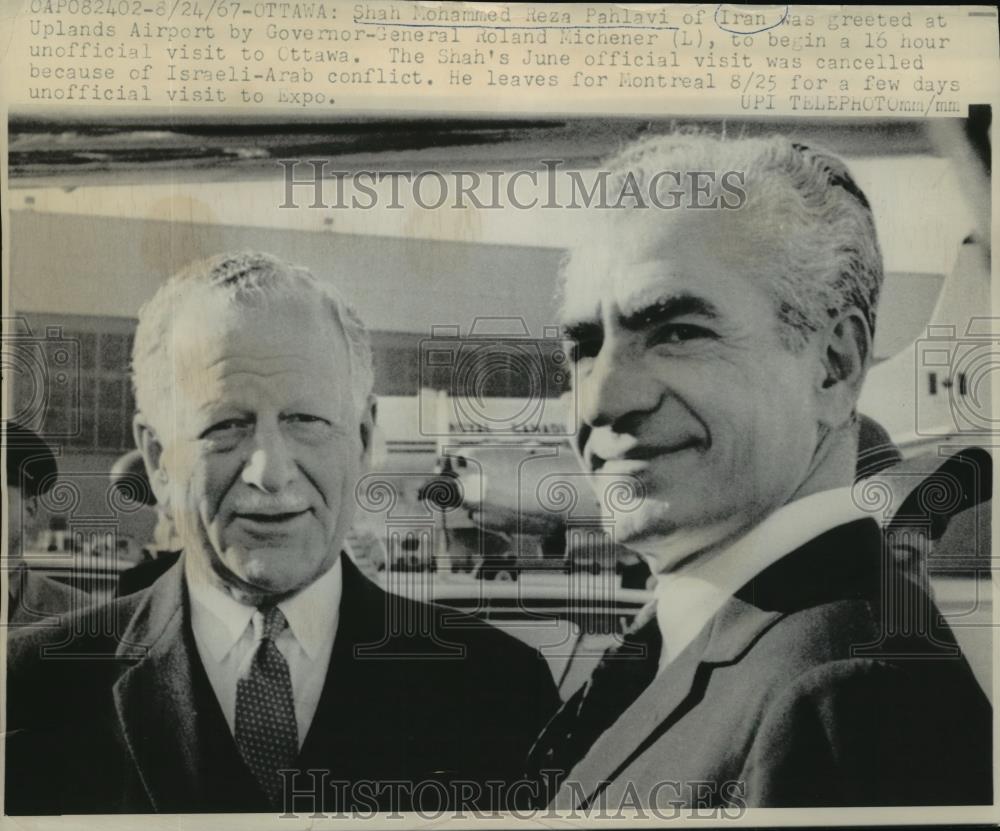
[563,132,884,350]
[131,251,374,422]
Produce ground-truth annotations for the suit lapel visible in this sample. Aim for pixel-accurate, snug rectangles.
[557,519,883,809]
[558,589,784,809]
[112,557,259,812]
[557,624,704,808]
[112,552,397,805]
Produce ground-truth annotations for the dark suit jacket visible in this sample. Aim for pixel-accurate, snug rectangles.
[6,554,560,814]
[8,566,91,626]
[550,519,992,809]
[115,551,182,597]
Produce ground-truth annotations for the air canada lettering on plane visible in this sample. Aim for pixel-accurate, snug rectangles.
[448,423,567,434]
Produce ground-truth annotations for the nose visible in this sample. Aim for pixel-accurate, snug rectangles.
[241,427,297,493]
[577,340,661,432]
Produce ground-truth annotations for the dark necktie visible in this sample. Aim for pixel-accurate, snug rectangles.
[235,606,298,809]
[525,608,662,800]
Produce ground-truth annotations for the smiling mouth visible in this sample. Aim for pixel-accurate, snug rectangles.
[235,511,308,524]
[591,440,702,472]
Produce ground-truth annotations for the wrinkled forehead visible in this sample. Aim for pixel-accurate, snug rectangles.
[170,289,348,364]
[138,291,356,439]
[147,293,353,425]
[558,208,777,328]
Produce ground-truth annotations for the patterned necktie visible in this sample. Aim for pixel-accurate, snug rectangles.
[525,608,662,800]
[235,606,298,809]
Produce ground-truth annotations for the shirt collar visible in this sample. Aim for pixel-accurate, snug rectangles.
[186,558,255,663]
[185,554,343,662]
[275,556,342,660]
[654,487,870,668]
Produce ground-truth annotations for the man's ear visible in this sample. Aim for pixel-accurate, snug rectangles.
[817,305,871,424]
[359,394,377,461]
[133,412,171,509]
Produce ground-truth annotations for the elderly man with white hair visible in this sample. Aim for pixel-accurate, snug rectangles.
[7,252,559,815]
[526,135,992,809]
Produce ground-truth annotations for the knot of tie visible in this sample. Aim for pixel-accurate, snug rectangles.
[257,605,288,643]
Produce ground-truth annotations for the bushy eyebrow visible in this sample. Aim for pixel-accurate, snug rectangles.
[561,293,721,349]
[618,293,720,332]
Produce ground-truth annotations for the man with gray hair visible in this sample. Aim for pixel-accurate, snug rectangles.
[7,252,559,815]
[526,135,991,808]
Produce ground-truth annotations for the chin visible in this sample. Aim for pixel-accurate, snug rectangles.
[216,546,281,587]
[604,499,676,544]
[228,563,280,593]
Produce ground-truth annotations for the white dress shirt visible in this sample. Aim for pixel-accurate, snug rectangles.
[653,487,873,674]
[186,555,342,748]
